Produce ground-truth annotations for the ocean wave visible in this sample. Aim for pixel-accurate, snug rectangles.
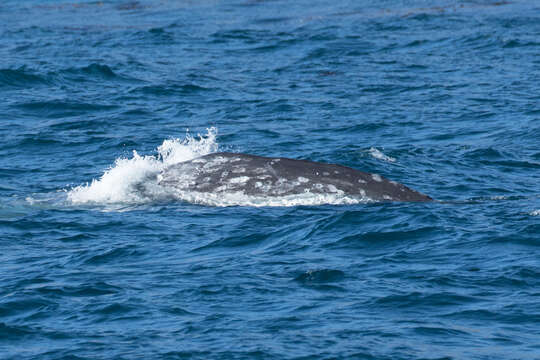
[131,83,211,96]
[0,67,50,88]
[65,63,117,78]
[294,269,346,284]
[58,63,140,83]
[13,100,117,118]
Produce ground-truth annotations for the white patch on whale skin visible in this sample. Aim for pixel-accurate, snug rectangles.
[297,177,309,183]
[202,162,221,172]
[211,156,229,164]
[327,184,343,194]
[220,171,229,178]
[229,176,249,184]
[358,178,367,184]
[371,174,382,182]
[232,166,246,173]
[192,158,206,163]
[323,172,330,176]
[197,183,211,189]
[383,195,392,200]
[256,181,272,193]
[274,178,297,194]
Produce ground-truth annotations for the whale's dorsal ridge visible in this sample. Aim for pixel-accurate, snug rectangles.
[160,152,432,203]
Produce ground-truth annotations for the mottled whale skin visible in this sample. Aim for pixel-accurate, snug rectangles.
[158,152,432,202]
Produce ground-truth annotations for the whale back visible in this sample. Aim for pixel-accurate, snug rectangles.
[158,152,432,202]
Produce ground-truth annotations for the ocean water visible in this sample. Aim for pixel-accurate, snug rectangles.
[1,0,539,358]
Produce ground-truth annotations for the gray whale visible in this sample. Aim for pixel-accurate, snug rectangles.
[158,152,432,203]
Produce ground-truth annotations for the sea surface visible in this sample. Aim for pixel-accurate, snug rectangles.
[1,0,539,359]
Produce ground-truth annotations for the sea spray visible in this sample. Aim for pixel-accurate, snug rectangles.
[67,128,218,204]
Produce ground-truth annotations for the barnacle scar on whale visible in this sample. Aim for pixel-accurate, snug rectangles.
[158,152,432,202]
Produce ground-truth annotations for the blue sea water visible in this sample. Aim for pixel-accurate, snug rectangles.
[1,0,540,358]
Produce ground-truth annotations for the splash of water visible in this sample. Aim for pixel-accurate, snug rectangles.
[67,127,218,204]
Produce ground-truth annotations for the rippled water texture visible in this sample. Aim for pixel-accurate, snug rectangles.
[1,0,539,359]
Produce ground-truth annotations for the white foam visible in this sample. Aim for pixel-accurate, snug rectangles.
[67,151,162,204]
[327,184,342,194]
[530,210,540,216]
[67,127,218,204]
[369,147,396,163]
